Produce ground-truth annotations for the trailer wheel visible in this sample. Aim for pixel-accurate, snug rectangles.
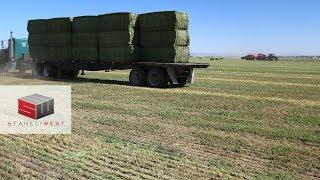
[32,69,40,77]
[70,70,79,79]
[32,64,44,77]
[63,70,79,79]
[42,64,57,78]
[147,68,168,88]
[43,65,50,77]
[129,68,146,86]
[177,77,188,87]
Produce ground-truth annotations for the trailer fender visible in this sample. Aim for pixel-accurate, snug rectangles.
[186,68,194,84]
[167,68,179,85]
[167,68,195,85]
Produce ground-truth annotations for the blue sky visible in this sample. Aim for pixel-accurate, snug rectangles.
[1,0,319,55]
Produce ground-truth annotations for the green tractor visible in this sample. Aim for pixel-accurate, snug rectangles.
[0,48,10,73]
[0,32,29,73]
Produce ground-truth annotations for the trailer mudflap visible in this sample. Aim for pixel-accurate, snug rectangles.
[167,67,195,85]
[167,68,179,85]
[186,68,194,84]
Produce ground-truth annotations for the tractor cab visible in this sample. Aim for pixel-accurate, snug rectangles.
[0,41,9,73]
[0,32,29,73]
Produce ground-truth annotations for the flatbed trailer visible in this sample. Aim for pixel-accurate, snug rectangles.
[16,58,209,88]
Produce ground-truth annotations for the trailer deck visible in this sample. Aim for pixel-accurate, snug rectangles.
[15,58,209,88]
[133,62,210,69]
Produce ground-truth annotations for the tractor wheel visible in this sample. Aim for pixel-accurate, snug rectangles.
[0,67,5,74]
[1,68,9,74]
[146,68,168,88]
[129,68,147,86]
[18,67,26,75]
[0,63,11,74]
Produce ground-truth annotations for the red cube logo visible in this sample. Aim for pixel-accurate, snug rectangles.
[18,94,54,120]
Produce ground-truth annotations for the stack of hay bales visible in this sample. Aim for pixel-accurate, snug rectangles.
[72,16,99,61]
[139,11,190,63]
[28,19,48,60]
[47,18,72,61]
[28,11,191,64]
[98,13,139,64]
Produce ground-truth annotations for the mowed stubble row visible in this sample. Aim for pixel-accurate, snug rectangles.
[0,58,319,179]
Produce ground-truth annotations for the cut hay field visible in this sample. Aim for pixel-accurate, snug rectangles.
[0,58,319,179]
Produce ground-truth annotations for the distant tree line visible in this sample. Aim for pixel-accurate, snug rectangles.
[278,56,320,59]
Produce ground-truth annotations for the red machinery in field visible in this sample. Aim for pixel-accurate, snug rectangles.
[256,53,267,60]
[241,53,279,61]
[241,54,256,60]
[257,53,279,61]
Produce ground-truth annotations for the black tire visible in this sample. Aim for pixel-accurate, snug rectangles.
[71,70,79,79]
[42,64,51,78]
[42,64,58,78]
[177,77,188,87]
[129,68,147,86]
[0,63,10,74]
[18,67,26,75]
[56,68,63,79]
[146,68,168,88]
[0,67,5,74]
[32,64,44,77]
[63,69,79,79]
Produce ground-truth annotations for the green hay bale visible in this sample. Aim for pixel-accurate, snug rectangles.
[72,47,98,61]
[141,46,190,63]
[139,11,189,30]
[99,45,139,63]
[48,47,72,61]
[28,34,48,46]
[99,13,138,31]
[72,16,98,33]
[72,33,98,47]
[47,33,72,47]
[29,46,48,60]
[99,29,139,47]
[140,30,189,47]
[47,17,72,33]
[27,19,47,33]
